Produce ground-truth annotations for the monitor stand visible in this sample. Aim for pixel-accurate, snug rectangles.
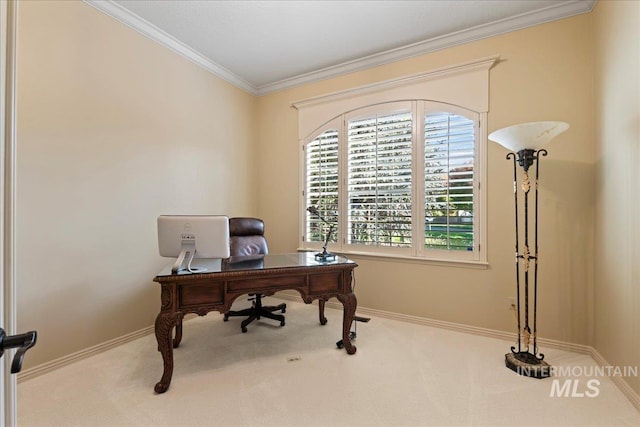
[171,239,208,274]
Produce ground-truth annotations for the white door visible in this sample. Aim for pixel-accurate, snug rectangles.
[1,1,18,425]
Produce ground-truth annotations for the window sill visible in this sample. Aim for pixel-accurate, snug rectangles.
[297,248,489,269]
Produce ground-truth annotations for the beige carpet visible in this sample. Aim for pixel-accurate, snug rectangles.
[18,298,640,426]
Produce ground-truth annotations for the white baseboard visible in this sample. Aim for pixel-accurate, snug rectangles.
[277,291,640,412]
[276,292,592,353]
[590,346,640,411]
[19,294,640,413]
[17,325,154,383]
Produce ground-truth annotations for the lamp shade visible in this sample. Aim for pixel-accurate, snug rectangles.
[488,121,569,152]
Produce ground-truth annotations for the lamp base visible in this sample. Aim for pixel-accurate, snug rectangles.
[315,252,336,262]
[505,352,551,379]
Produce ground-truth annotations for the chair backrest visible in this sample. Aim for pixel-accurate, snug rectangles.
[229,217,268,257]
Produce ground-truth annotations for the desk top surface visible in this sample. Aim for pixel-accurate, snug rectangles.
[155,252,355,278]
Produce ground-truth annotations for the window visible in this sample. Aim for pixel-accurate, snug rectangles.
[305,128,339,244]
[347,110,413,248]
[303,101,483,263]
[295,56,496,264]
[424,112,476,252]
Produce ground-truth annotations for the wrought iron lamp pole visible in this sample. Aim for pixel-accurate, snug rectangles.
[506,148,548,377]
[489,122,569,379]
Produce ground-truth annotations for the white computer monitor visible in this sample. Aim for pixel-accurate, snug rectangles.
[157,215,230,273]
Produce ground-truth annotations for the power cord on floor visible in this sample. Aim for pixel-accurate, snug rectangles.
[336,270,370,349]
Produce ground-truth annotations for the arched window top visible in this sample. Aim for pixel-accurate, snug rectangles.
[304,100,476,145]
[301,100,487,265]
[294,55,497,142]
[297,58,495,265]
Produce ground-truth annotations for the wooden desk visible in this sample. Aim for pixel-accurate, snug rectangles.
[153,253,358,393]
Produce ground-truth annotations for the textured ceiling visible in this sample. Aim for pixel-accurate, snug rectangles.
[101,0,595,94]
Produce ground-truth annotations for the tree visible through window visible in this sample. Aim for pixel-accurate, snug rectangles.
[424,112,475,251]
[296,57,497,263]
[348,111,413,247]
[302,101,482,262]
[305,128,339,244]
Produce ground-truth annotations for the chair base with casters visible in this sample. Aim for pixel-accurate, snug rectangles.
[224,294,286,333]
[223,217,288,332]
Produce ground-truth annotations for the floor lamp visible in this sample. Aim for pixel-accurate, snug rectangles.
[489,121,569,378]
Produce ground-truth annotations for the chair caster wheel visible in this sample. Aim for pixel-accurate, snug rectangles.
[280,320,285,327]
[223,317,229,322]
[241,327,248,333]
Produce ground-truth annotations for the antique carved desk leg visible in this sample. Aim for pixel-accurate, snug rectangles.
[154,284,183,393]
[154,311,182,393]
[337,292,357,354]
[318,298,328,325]
[173,317,183,348]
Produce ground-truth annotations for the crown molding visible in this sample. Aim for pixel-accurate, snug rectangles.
[258,0,595,95]
[83,0,259,95]
[292,54,500,110]
[84,0,595,97]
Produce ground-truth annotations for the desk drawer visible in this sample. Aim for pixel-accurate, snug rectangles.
[179,281,225,307]
[228,275,305,292]
[309,272,342,294]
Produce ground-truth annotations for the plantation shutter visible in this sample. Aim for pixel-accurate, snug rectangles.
[424,112,475,251]
[347,111,413,247]
[305,129,339,243]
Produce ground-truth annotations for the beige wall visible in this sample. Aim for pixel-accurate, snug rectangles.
[593,0,640,396]
[15,2,638,402]
[257,14,596,345]
[16,1,257,368]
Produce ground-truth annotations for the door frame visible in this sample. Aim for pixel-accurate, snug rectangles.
[1,0,18,425]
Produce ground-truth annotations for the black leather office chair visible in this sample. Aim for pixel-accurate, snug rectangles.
[223,218,286,332]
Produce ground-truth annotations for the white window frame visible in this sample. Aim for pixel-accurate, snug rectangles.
[343,101,415,258]
[419,103,484,262]
[294,56,498,266]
